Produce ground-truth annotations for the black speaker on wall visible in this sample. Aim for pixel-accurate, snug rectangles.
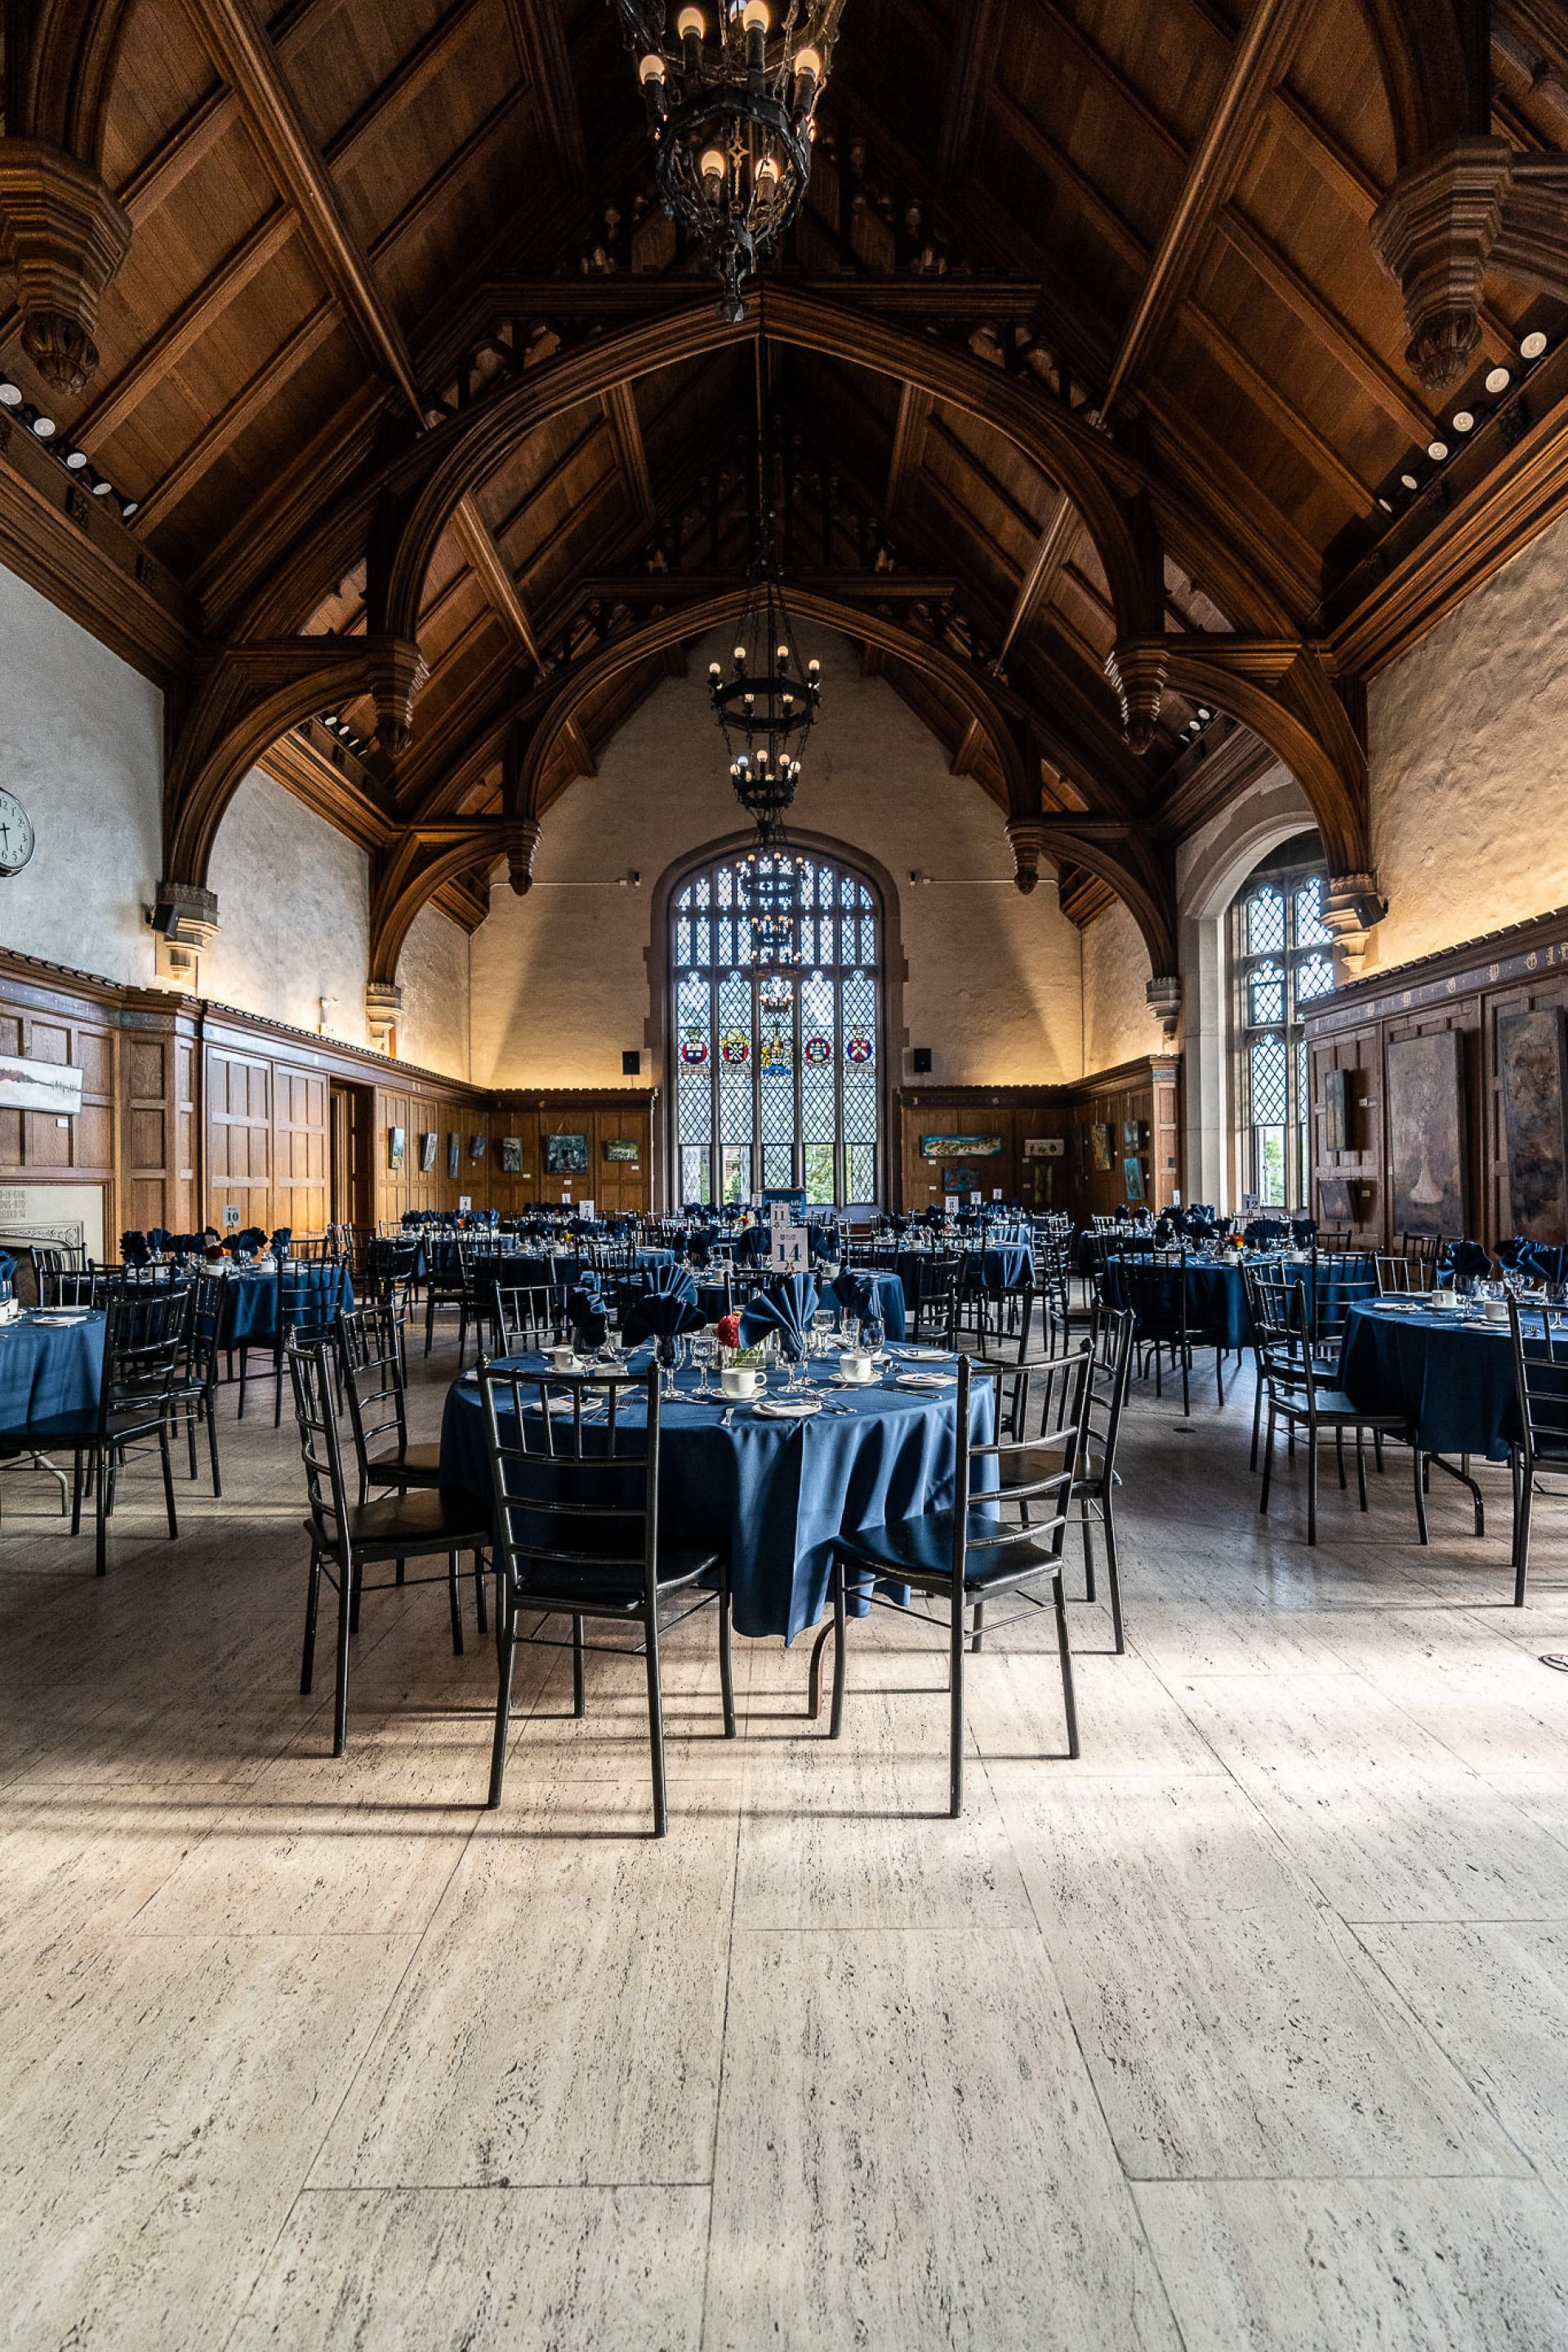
[911,1048,932,1074]
[622,1049,641,1076]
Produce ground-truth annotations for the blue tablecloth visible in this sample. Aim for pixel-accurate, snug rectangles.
[0,1312,105,1440]
[1339,1299,1526,1459]
[219,1266,353,1349]
[439,1354,993,1642]
[1076,1232,1156,1276]
[1102,1253,1379,1352]
[862,1245,1032,1311]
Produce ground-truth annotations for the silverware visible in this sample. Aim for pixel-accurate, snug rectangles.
[721,1406,735,1428]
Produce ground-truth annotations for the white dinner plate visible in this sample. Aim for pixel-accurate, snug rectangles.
[25,1312,87,1327]
[896,1371,956,1390]
[754,1398,822,1419]
[898,1346,952,1362]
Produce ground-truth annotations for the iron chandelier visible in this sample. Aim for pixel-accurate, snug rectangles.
[612,0,844,321]
[709,555,822,837]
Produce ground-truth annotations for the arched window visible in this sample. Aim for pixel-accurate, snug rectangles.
[671,847,882,1207]
[1228,834,1332,1208]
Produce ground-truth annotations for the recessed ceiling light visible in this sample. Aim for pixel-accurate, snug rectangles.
[1400,471,1419,490]
[0,382,20,407]
[1196,706,1212,719]
[121,499,138,518]
[91,479,112,497]
[1521,331,1548,359]
[1427,439,1449,460]
[31,416,55,437]
[64,448,87,469]
[1486,365,1512,394]
[1452,410,1475,431]
[1376,495,1392,511]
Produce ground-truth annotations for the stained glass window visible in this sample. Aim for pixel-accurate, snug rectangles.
[1229,851,1330,1209]
[670,850,882,1203]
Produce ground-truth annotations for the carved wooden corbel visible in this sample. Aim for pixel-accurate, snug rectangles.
[1004,816,1049,895]
[1104,640,1168,753]
[0,140,131,393]
[1370,138,1512,394]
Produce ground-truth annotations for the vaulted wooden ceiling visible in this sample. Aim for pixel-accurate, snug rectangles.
[3,0,1568,973]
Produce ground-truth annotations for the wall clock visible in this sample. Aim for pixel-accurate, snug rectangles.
[0,792,35,876]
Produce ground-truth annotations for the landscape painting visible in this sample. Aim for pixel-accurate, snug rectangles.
[1387,1029,1467,1238]
[919,1134,1002,1160]
[1499,1006,1568,1239]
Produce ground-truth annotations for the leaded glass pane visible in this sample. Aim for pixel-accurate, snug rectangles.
[800,969,835,1144]
[717,969,752,1147]
[676,970,710,1145]
[1250,1035,1287,1125]
[1249,960,1285,1024]
[676,916,692,965]
[1294,877,1330,946]
[1246,887,1285,954]
[1256,1127,1285,1205]
[693,915,710,967]
[763,1145,793,1187]
[680,1147,710,1205]
[1295,953,1333,1002]
[720,1144,747,1204]
[846,1143,876,1204]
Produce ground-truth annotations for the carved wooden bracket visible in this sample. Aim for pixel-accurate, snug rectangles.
[1005,817,1049,895]
[1145,973,1182,1041]
[1321,869,1388,981]
[1370,138,1512,394]
[0,140,131,393]
[1104,640,1168,752]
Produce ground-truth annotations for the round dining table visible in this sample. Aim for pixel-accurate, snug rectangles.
[0,1309,105,1441]
[1101,1250,1379,1352]
[438,1348,993,1642]
[216,1263,353,1350]
[1337,1298,1542,1460]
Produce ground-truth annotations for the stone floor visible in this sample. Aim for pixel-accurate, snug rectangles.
[4,1327,1568,2350]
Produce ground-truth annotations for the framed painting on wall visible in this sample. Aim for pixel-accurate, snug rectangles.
[1318,1174,1354,1224]
[499,1137,523,1174]
[447,1132,460,1179]
[1123,1156,1145,1201]
[1324,1066,1355,1154]
[1121,1119,1144,1147]
[1022,1137,1064,1160]
[919,1134,1003,1160]
[387,1125,405,1171]
[419,1132,438,1174]
[604,1139,640,1165]
[1091,1123,1115,1171]
[1499,1006,1568,1239]
[1387,1029,1467,1237]
[546,1132,589,1174]
[470,1133,487,1160]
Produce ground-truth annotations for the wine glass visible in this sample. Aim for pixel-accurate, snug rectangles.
[657,1331,688,1400]
[812,1306,835,1361]
[690,1329,717,1400]
[862,1311,886,1363]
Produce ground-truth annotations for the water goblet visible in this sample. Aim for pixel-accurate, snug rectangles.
[690,1329,717,1400]
[812,1306,835,1360]
[862,1312,886,1364]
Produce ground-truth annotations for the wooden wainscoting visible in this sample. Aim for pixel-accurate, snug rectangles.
[898,1061,1180,1218]
[1306,903,1568,1250]
[488,1092,657,1217]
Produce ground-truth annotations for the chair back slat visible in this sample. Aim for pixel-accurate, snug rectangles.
[478,1363,662,1606]
[286,1334,354,1555]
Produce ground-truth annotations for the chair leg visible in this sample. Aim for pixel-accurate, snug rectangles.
[830,1560,847,1739]
[424,1288,435,1357]
[719,1566,737,1738]
[447,1551,465,1656]
[488,1578,517,1806]
[1181,1346,1190,1419]
[644,1610,668,1838]
[1356,1427,1369,1512]
[70,1446,82,1535]
[186,1406,198,1481]
[332,1548,354,1757]
[473,1549,488,1638]
[158,1425,179,1539]
[1335,1425,1347,1490]
[1079,1493,1097,1603]
[948,1584,966,1817]
[1515,1462,1533,1606]
[206,1389,222,1498]
[1215,1346,1225,1407]
[970,1597,987,1654]
[807,1609,835,1722]
[1412,1443,1430,1545]
[1259,1405,1276,1516]
[1053,1568,1080,1758]
[94,1443,107,1575]
[572,1615,586,1717]
[1102,1495,1125,1655]
[301,1544,323,1693]
[1250,1365,1265,1472]
[1307,1417,1318,1546]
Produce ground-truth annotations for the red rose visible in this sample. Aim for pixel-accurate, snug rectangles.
[716,1312,742,1348]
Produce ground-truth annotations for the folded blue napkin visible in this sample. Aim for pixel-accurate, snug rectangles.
[1442,1238,1492,1283]
[622,1265,702,1344]
[0,1250,16,1289]
[1513,1243,1558,1287]
[567,1285,607,1347]
[740,1272,819,1352]
[832,1271,879,1323]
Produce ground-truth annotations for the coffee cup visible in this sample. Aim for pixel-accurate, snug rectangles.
[1485,1298,1510,1325]
[838,1350,875,1383]
[720,1365,766,1401]
[545,1343,577,1371]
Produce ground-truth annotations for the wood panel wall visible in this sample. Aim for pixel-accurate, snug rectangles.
[1306,906,1568,1248]
[897,1061,1181,1218]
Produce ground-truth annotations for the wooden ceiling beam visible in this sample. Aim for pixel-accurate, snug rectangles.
[131,300,340,538]
[497,0,587,190]
[885,381,927,514]
[938,0,1009,180]
[603,381,657,530]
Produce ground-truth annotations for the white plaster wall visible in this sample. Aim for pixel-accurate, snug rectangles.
[470,630,1087,1089]
[0,559,163,983]
[1080,898,1156,1074]
[1370,502,1568,969]
[203,768,372,1047]
[399,901,471,1080]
